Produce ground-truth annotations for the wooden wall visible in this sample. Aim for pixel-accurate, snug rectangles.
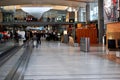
[76,28,97,44]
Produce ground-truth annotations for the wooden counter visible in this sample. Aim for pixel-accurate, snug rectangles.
[106,22,120,49]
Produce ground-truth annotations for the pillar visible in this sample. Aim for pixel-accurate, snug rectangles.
[86,3,90,24]
[77,7,81,22]
[118,0,120,18]
[98,0,104,43]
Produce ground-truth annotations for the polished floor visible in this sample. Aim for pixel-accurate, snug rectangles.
[23,41,120,80]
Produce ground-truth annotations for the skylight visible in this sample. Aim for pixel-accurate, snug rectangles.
[21,7,52,19]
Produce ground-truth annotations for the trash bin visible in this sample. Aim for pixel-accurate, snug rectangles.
[80,37,90,52]
[116,51,120,57]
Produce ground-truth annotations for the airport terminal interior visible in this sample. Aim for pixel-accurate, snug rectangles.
[1,0,120,80]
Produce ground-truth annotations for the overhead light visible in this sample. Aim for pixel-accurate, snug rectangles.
[66,7,77,12]
[52,6,68,10]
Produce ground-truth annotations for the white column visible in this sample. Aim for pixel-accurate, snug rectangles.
[77,7,81,22]
[118,0,120,18]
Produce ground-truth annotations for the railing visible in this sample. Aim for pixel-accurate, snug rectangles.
[0,22,75,26]
[4,40,33,80]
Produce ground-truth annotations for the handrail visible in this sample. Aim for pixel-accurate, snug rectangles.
[4,40,33,80]
[0,45,21,67]
[0,22,75,25]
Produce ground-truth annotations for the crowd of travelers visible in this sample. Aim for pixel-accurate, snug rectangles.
[0,29,62,48]
[13,30,61,47]
[0,31,13,43]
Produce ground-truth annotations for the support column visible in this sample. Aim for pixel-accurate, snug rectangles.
[77,7,81,22]
[98,0,104,44]
[118,0,120,18]
[86,3,90,24]
[72,23,76,42]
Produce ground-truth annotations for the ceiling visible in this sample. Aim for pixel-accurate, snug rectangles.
[0,0,97,8]
[0,0,97,19]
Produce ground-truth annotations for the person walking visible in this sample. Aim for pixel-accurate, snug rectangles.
[36,31,41,44]
[32,33,38,48]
